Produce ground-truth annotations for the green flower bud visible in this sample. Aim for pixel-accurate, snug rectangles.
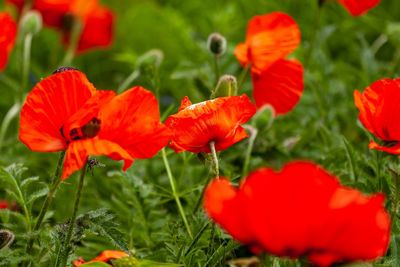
[252,105,275,131]
[20,11,42,36]
[212,74,237,98]
[207,32,227,56]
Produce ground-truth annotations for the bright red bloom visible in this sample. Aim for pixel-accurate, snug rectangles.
[0,12,17,71]
[204,161,391,267]
[235,12,303,115]
[354,78,400,154]
[338,0,380,16]
[165,95,256,153]
[19,69,170,179]
[73,250,128,266]
[0,200,9,209]
[6,0,114,52]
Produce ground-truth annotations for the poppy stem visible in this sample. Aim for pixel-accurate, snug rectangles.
[209,141,219,178]
[59,163,88,267]
[20,33,33,103]
[242,125,258,179]
[62,19,82,66]
[237,65,249,90]
[213,55,221,85]
[161,148,193,239]
[24,151,65,261]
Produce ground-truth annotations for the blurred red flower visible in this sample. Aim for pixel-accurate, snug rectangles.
[0,200,9,209]
[0,12,17,71]
[6,0,114,52]
[73,250,128,266]
[165,95,256,153]
[235,12,304,116]
[19,69,170,179]
[338,0,380,16]
[204,161,391,267]
[354,78,400,154]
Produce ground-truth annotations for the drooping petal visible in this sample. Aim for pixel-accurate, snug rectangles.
[165,94,256,153]
[354,78,400,143]
[98,86,170,159]
[252,59,304,115]
[62,138,133,179]
[0,12,17,71]
[368,140,400,155]
[235,12,301,74]
[338,0,381,16]
[19,70,96,152]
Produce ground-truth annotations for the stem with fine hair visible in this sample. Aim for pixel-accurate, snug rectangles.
[213,55,220,86]
[20,33,33,103]
[58,163,88,267]
[25,151,65,253]
[161,148,193,239]
[241,125,258,179]
[62,19,82,66]
[209,141,219,178]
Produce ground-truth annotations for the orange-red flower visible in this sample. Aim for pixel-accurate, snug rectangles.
[338,0,380,16]
[235,12,304,115]
[7,0,114,52]
[354,78,400,154]
[165,95,256,153]
[73,250,128,266]
[204,161,391,267]
[0,12,17,71]
[19,69,170,179]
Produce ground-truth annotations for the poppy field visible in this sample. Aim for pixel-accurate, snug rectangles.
[0,0,400,266]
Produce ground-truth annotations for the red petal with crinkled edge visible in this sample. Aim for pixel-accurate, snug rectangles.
[165,94,256,153]
[252,59,304,115]
[0,12,17,71]
[204,161,391,266]
[62,138,133,179]
[98,86,170,159]
[354,78,400,143]
[235,12,301,74]
[19,70,96,152]
[339,0,380,16]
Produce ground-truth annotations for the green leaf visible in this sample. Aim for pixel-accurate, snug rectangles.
[27,187,49,205]
[20,176,40,189]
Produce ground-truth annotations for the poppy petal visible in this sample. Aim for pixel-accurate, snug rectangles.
[19,70,96,152]
[234,43,250,68]
[338,0,381,16]
[240,12,301,74]
[62,138,133,179]
[0,12,17,71]
[98,86,170,159]
[252,59,304,115]
[354,78,400,142]
[368,140,400,154]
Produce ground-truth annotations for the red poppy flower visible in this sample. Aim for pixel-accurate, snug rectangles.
[354,78,400,154]
[19,69,170,179]
[165,95,256,153]
[0,12,17,71]
[204,161,391,267]
[73,250,128,266]
[338,0,380,16]
[6,0,114,52]
[235,12,303,115]
[0,200,9,209]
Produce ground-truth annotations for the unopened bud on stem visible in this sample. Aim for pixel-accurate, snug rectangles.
[212,75,237,98]
[207,32,227,56]
[20,11,42,36]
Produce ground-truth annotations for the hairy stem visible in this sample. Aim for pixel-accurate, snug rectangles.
[242,125,258,179]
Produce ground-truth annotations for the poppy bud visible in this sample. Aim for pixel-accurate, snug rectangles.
[212,75,237,98]
[0,230,15,249]
[20,11,42,36]
[252,105,274,131]
[207,32,227,56]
